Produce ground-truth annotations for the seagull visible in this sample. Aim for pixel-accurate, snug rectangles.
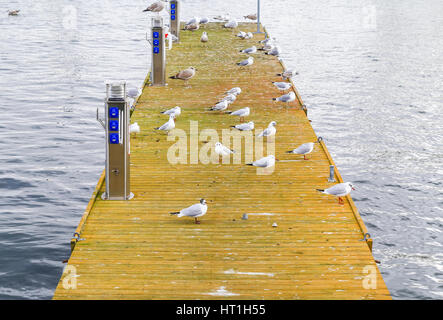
[142,0,167,13]
[220,93,236,104]
[257,121,277,138]
[183,23,199,31]
[226,87,242,95]
[286,142,315,160]
[214,14,230,21]
[265,46,281,56]
[317,182,355,205]
[224,20,238,28]
[129,122,140,138]
[8,10,20,16]
[259,43,275,52]
[244,13,257,20]
[201,31,208,43]
[272,91,295,104]
[170,199,208,224]
[161,106,181,121]
[244,32,253,40]
[277,69,298,79]
[240,46,257,54]
[199,17,209,25]
[272,81,292,91]
[237,56,254,67]
[169,67,196,87]
[154,114,175,134]
[210,100,229,112]
[259,37,275,45]
[226,107,250,122]
[127,87,142,99]
[231,121,254,131]
[247,155,278,168]
[215,142,235,158]
[236,31,247,39]
[186,17,200,25]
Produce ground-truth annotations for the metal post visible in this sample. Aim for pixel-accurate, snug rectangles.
[328,165,335,182]
[254,0,265,34]
[151,17,166,86]
[169,0,180,42]
[102,81,133,200]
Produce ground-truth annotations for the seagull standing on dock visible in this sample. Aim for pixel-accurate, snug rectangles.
[231,121,254,131]
[272,91,295,104]
[286,142,315,160]
[272,81,292,91]
[127,87,142,99]
[226,107,250,122]
[220,93,236,104]
[142,0,167,13]
[169,67,196,87]
[129,122,140,138]
[317,182,355,205]
[183,23,200,31]
[265,46,281,56]
[170,199,208,224]
[186,16,200,25]
[226,87,242,95]
[247,155,278,168]
[155,114,175,134]
[201,31,208,43]
[237,57,254,68]
[277,69,298,79]
[224,20,238,28]
[199,17,209,26]
[210,100,229,112]
[215,142,235,158]
[257,121,277,138]
[161,106,181,121]
[240,46,257,54]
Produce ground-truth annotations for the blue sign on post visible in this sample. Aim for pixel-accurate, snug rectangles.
[109,120,119,131]
[109,133,119,144]
[109,107,119,118]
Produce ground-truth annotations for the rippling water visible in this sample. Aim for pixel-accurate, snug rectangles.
[0,0,441,299]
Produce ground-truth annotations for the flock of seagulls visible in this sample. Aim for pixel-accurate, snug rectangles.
[138,3,355,223]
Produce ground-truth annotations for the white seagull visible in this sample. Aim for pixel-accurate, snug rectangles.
[226,87,242,95]
[265,46,281,56]
[170,199,208,224]
[236,31,247,39]
[240,46,257,54]
[317,182,356,205]
[272,81,292,91]
[273,91,295,104]
[231,121,254,131]
[215,142,235,157]
[286,142,315,160]
[186,16,200,25]
[127,87,142,99]
[199,17,209,25]
[237,56,254,67]
[161,106,181,120]
[224,20,238,28]
[227,107,250,122]
[154,114,175,133]
[129,122,140,137]
[201,31,208,43]
[277,69,298,79]
[220,93,236,104]
[210,100,229,112]
[247,155,278,168]
[257,121,277,138]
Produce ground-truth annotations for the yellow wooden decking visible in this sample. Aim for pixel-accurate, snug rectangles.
[53,23,390,299]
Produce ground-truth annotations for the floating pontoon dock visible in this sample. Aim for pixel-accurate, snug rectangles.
[53,23,390,299]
